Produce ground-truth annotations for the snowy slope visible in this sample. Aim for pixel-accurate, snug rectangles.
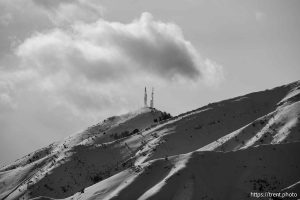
[1,81,300,200]
[63,142,300,200]
[134,80,300,162]
[0,107,167,200]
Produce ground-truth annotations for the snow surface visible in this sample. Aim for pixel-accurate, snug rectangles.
[1,81,300,200]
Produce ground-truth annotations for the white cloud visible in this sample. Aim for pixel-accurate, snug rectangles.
[13,12,223,114]
[17,12,222,82]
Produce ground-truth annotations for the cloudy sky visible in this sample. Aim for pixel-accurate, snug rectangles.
[0,0,299,166]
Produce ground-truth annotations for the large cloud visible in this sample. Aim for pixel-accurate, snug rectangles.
[13,12,223,113]
[0,10,226,123]
[17,13,209,82]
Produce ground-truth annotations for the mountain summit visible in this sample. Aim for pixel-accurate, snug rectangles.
[1,81,300,200]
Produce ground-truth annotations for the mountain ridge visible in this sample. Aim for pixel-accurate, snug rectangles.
[1,80,299,200]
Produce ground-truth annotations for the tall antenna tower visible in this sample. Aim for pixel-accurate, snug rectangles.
[150,87,154,108]
[144,87,147,107]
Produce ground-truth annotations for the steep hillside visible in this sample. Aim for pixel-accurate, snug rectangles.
[1,80,299,200]
[64,142,300,200]
[132,80,300,162]
[0,107,169,200]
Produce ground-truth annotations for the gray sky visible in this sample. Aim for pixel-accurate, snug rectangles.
[0,0,299,166]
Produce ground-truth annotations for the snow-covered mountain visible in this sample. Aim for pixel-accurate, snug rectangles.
[1,81,300,200]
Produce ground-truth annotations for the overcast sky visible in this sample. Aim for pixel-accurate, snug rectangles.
[0,0,299,166]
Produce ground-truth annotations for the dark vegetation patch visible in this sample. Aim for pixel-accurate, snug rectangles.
[110,129,139,140]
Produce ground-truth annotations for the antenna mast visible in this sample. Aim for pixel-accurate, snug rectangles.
[150,87,154,108]
[144,87,147,107]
